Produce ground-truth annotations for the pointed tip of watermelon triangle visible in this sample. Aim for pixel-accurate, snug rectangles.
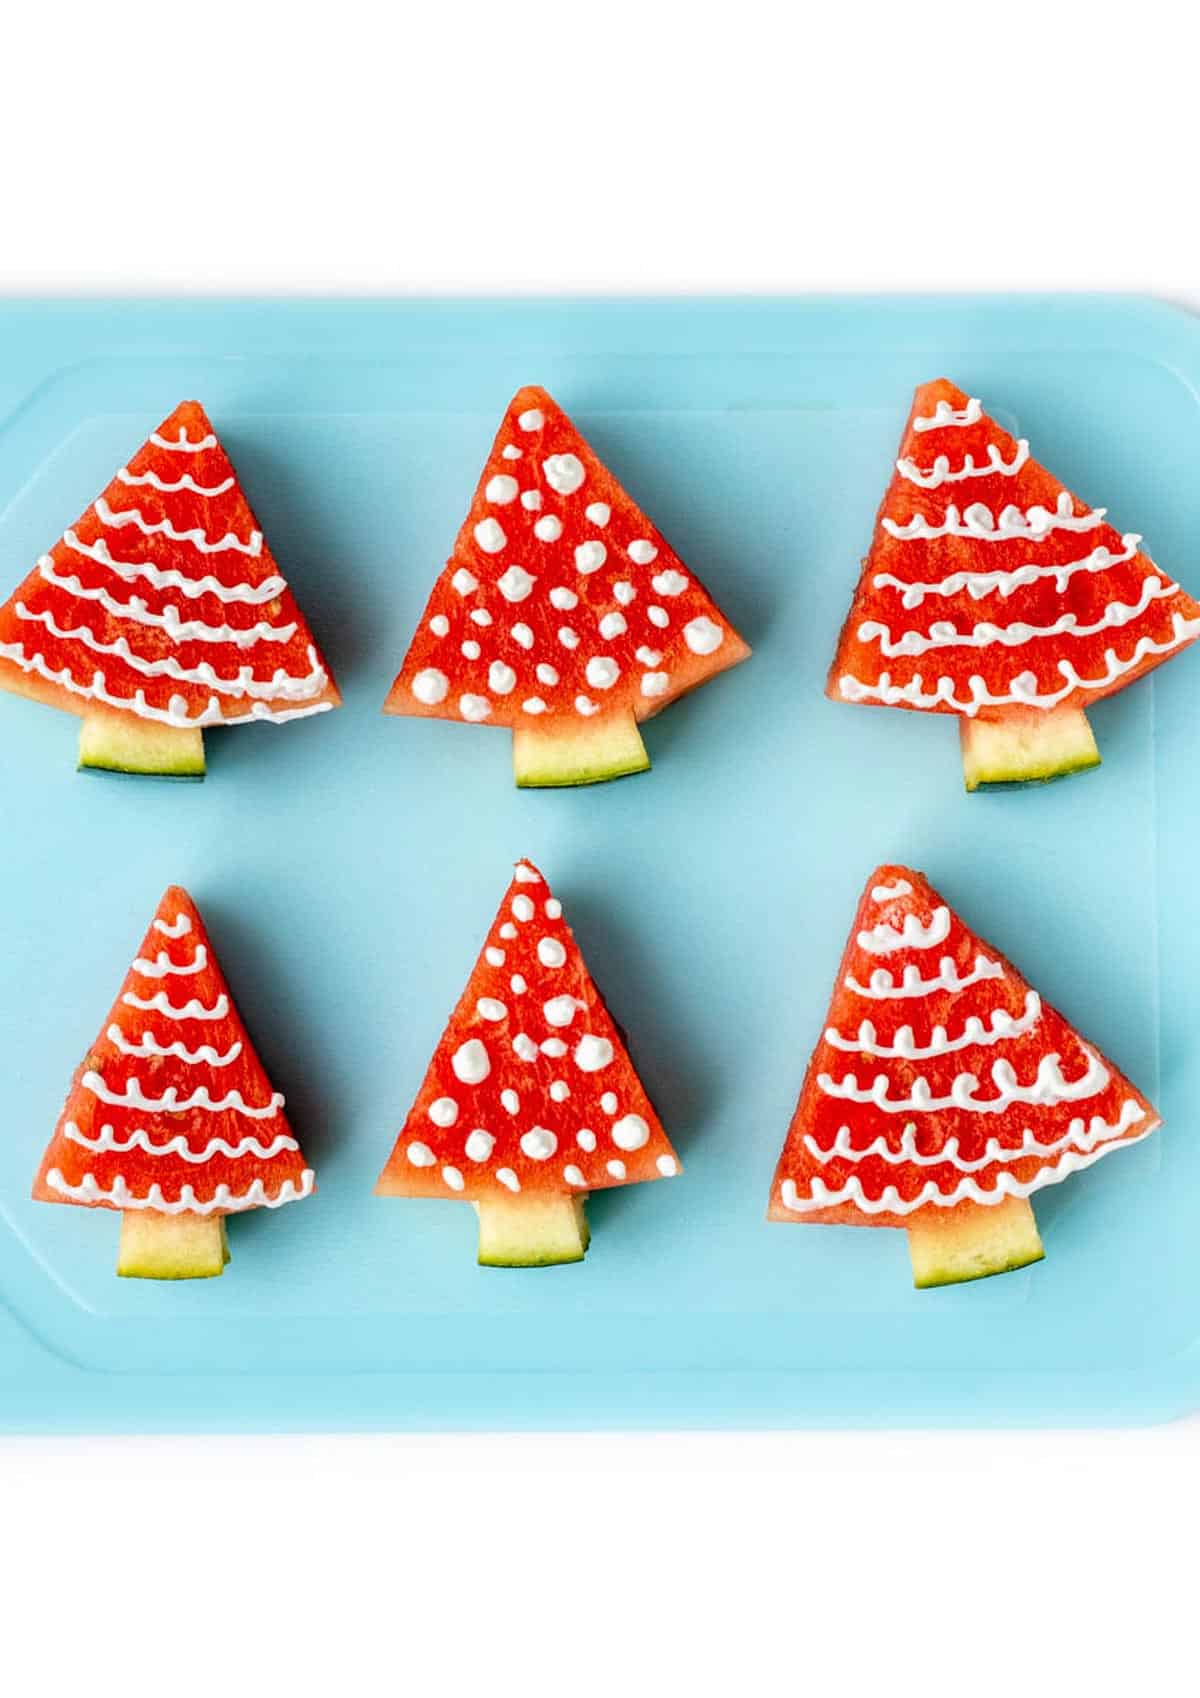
[512,857,547,886]
[155,883,200,918]
[150,398,218,444]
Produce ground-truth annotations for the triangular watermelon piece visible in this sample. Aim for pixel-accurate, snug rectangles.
[0,401,341,778]
[33,885,314,1278]
[384,386,750,787]
[828,379,1200,789]
[375,859,680,1265]
[768,865,1160,1287]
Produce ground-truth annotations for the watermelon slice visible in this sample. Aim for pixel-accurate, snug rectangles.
[767,866,1160,1287]
[0,401,341,777]
[829,380,1200,788]
[383,387,750,786]
[375,859,681,1265]
[32,886,314,1278]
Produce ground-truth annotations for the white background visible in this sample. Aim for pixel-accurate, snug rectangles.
[2,4,1196,1693]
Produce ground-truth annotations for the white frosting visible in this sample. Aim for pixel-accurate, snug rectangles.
[500,923,517,940]
[844,954,1004,1001]
[545,899,562,919]
[485,947,505,966]
[558,627,580,650]
[511,622,534,649]
[428,1097,459,1127]
[407,1142,436,1167]
[563,1164,586,1187]
[577,1129,597,1151]
[502,445,523,460]
[442,1165,465,1191]
[488,661,517,695]
[534,516,564,542]
[517,409,544,431]
[64,1121,296,1163]
[600,1092,617,1114]
[465,1129,495,1162]
[95,496,261,557]
[451,1038,490,1084]
[648,606,669,629]
[651,570,688,596]
[117,465,235,498]
[549,587,578,610]
[576,542,607,573]
[497,565,536,602]
[585,503,610,526]
[611,1114,649,1150]
[657,1155,678,1177]
[122,989,229,1020]
[550,1081,570,1102]
[536,662,559,685]
[412,668,449,705]
[39,559,297,648]
[61,528,285,605]
[501,1089,520,1114]
[606,1159,627,1180]
[839,610,1200,716]
[858,575,1177,659]
[514,863,541,881]
[521,490,543,511]
[473,519,507,554]
[599,612,627,639]
[459,693,491,722]
[574,1035,613,1072]
[538,937,567,968]
[520,1127,558,1160]
[628,540,657,565]
[512,894,535,922]
[153,914,192,938]
[45,1167,313,1214]
[461,643,481,661]
[805,1097,1146,1174]
[513,1034,538,1062]
[430,615,450,636]
[882,493,1104,544]
[585,656,620,690]
[825,989,1042,1060]
[684,616,722,653]
[641,672,669,697]
[105,1023,241,1068]
[543,995,580,1028]
[470,609,493,626]
[540,1037,567,1058]
[636,645,663,666]
[131,943,208,980]
[870,879,912,901]
[613,582,636,606]
[496,1167,521,1192]
[912,396,982,432]
[475,997,507,1021]
[81,1069,284,1119]
[485,474,519,505]
[896,440,1029,488]
[452,568,479,595]
[856,906,950,956]
[543,454,585,496]
[816,1047,1108,1115]
[149,428,218,453]
[522,698,547,714]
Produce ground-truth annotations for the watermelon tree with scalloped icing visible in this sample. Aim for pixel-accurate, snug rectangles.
[828,379,1200,789]
[384,386,750,786]
[375,859,681,1266]
[0,401,340,778]
[32,886,314,1278]
[768,866,1160,1287]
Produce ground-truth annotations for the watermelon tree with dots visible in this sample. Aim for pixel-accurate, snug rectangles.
[33,886,314,1279]
[768,866,1160,1288]
[829,379,1200,789]
[384,386,750,787]
[0,401,340,778]
[375,859,681,1266]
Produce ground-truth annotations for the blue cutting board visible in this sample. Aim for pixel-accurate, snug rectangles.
[1,296,1198,1431]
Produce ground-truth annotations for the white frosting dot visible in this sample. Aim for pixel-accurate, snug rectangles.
[522,697,548,714]
[636,645,663,666]
[575,541,607,574]
[475,996,507,1022]
[488,660,517,695]
[411,668,449,705]
[512,894,535,922]
[684,615,724,655]
[600,1093,618,1115]
[549,586,578,611]
[652,569,688,596]
[599,611,627,640]
[534,516,563,542]
[606,1159,627,1180]
[628,539,658,565]
[574,1034,614,1072]
[521,1126,558,1161]
[497,565,536,603]
[550,1080,570,1102]
[641,672,669,698]
[430,614,450,636]
[510,973,527,992]
[521,489,543,511]
[575,695,598,716]
[657,1154,678,1177]
[585,656,620,690]
[511,622,534,649]
[515,863,541,882]
[428,1097,459,1128]
[470,609,493,626]
[648,606,670,629]
[576,1128,597,1152]
[499,922,517,940]
[486,474,519,505]
[558,626,581,650]
[543,453,585,496]
[485,946,505,966]
[459,693,491,721]
[465,1129,495,1162]
[442,1164,465,1191]
[536,662,560,686]
[501,1089,520,1114]
[544,899,562,918]
[452,567,479,595]
[585,502,610,527]
[543,994,579,1028]
[407,1141,436,1168]
[517,408,544,431]
[540,1037,568,1058]
[474,518,507,554]
[513,1033,538,1062]
[612,1114,650,1151]
[461,640,481,660]
[502,445,523,460]
[496,1167,521,1192]
[538,937,568,968]
[613,581,636,606]
[452,1038,490,1084]
[563,1164,586,1187]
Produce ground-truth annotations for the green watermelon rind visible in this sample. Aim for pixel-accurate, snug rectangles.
[960,708,1100,792]
[78,712,206,779]
[513,714,650,788]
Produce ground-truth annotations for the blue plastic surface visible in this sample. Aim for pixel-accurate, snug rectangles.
[1,296,1199,1432]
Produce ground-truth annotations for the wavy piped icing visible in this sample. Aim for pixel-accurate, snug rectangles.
[33,887,313,1215]
[768,866,1160,1225]
[829,378,1200,717]
[0,400,339,730]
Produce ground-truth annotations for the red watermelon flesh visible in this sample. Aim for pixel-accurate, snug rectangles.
[33,886,313,1215]
[828,379,1200,719]
[0,401,340,733]
[375,860,681,1203]
[768,865,1159,1231]
[384,386,749,732]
